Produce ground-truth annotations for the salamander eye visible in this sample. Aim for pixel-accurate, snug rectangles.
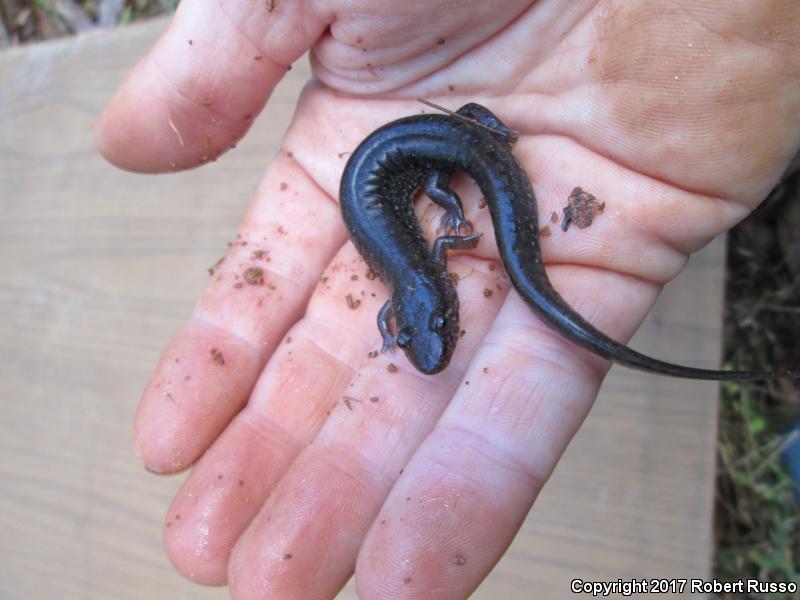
[430,312,447,332]
[396,327,414,348]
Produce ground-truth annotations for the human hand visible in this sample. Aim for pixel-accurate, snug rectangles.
[95,1,800,598]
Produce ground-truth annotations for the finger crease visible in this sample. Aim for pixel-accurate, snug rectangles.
[434,422,547,497]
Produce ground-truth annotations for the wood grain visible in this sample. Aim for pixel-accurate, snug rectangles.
[0,19,719,599]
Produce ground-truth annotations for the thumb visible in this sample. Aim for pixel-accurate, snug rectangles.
[95,0,328,172]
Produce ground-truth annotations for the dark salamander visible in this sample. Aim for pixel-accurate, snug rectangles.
[339,102,798,380]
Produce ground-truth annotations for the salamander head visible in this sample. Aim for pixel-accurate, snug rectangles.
[392,275,460,375]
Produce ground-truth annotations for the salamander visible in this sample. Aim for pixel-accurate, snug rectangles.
[339,102,798,380]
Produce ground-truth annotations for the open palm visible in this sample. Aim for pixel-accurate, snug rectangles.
[96,1,800,598]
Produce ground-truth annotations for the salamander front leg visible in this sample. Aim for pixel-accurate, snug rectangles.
[425,172,473,235]
[377,300,396,353]
[432,233,482,268]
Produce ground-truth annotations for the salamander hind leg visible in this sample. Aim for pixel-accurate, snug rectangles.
[377,300,397,353]
[425,172,473,235]
[432,233,482,268]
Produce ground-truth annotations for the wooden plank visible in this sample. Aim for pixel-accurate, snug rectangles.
[0,19,719,599]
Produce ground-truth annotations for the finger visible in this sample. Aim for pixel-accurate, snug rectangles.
[95,0,327,172]
[353,267,641,598]
[224,251,507,599]
[161,241,385,584]
[134,152,346,473]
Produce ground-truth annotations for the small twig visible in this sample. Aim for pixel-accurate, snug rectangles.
[752,430,800,478]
